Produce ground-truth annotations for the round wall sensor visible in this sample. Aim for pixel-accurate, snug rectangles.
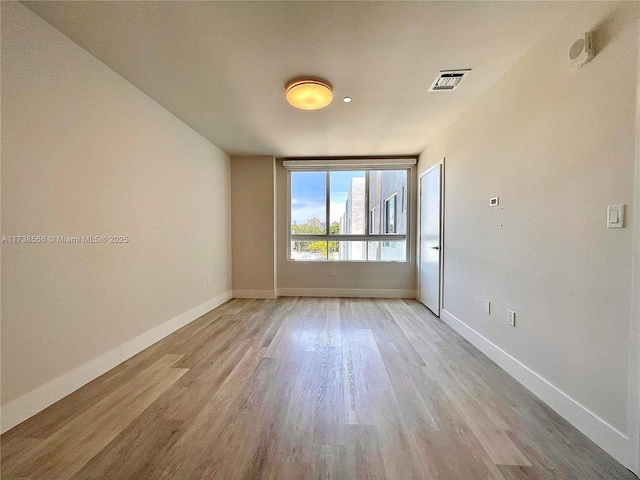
[569,31,594,69]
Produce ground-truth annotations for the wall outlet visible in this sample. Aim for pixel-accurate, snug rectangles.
[329,268,335,276]
[508,310,516,326]
[207,274,212,285]
[484,300,491,314]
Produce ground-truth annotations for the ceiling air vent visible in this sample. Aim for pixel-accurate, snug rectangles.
[429,69,471,92]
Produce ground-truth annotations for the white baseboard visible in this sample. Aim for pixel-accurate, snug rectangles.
[0,290,232,434]
[276,288,417,298]
[232,289,277,299]
[1,347,123,434]
[440,309,628,468]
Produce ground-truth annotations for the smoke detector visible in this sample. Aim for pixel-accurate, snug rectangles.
[569,32,594,69]
[429,69,471,92]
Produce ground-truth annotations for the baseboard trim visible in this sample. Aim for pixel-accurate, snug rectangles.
[0,290,232,434]
[440,309,628,468]
[276,288,416,298]
[232,289,277,299]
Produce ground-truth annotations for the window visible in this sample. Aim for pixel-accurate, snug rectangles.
[401,184,407,212]
[369,208,376,234]
[286,158,414,262]
[384,194,396,233]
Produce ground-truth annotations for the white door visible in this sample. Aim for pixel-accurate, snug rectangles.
[419,163,442,316]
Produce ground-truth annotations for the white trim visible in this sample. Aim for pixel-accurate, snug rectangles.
[0,291,232,433]
[119,291,232,361]
[440,309,628,467]
[277,288,416,299]
[232,289,277,299]
[417,158,445,316]
[627,20,640,476]
[283,158,416,171]
[1,348,122,434]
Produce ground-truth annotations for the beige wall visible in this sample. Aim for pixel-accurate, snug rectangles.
[275,160,417,296]
[1,2,231,408]
[231,156,276,295]
[418,1,639,443]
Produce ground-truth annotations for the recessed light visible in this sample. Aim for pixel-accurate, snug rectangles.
[343,96,352,103]
[285,77,333,110]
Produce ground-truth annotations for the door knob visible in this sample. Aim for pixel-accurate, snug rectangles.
[431,246,440,250]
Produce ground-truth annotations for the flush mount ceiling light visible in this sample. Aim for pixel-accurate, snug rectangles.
[285,77,333,110]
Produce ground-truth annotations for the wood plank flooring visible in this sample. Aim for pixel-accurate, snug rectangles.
[1,297,635,479]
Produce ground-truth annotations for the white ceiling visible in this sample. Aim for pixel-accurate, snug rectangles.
[23,1,573,157]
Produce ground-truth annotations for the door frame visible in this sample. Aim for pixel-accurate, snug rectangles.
[417,158,445,316]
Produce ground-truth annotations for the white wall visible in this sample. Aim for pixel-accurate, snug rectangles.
[1,2,232,430]
[275,159,417,297]
[418,2,640,469]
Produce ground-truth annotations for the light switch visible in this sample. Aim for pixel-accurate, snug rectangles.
[607,205,624,229]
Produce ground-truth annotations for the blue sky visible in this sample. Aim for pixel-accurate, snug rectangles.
[291,171,364,225]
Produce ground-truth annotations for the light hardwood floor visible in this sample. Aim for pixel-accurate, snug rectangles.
[1,297,635,479]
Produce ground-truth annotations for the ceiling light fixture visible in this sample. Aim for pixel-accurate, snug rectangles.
[285,77,333,110]
[343,96,352,103]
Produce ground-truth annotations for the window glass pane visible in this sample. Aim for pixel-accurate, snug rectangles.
[327,240,340,260]
[368,170,407,235]
[291,172,326,235]
[288,167,409,262]
[367,241,406,261]
[336,241,366,261]
[291,240,328,261]
[330,171,365,235]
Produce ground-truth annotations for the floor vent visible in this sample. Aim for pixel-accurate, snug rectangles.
[429,69,471,91]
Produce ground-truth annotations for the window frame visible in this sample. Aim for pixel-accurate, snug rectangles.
[286,161,414,262]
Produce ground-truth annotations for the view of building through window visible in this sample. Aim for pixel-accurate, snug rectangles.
[290,169,408,261]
